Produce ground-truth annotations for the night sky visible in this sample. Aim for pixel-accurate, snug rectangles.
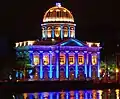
[0,0,119,67]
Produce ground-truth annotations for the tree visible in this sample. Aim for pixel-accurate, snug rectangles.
[100,61,116,74]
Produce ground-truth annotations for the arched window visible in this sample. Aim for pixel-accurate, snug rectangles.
[92,54,97,65]
[55,27,60,37]
[78,55,84,65]
[47,27,52,38]
[63,27,68,37]
[70,68,74,71]
[33,54,39,65]
[43,54,49,65]
[60,53,65,65]
[42,27,46,38]
[70,27,75,37]
[69,54,75,65]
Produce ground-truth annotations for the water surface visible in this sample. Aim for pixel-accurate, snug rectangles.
[13,89,119,99]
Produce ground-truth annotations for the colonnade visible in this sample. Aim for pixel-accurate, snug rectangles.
[22,50,100,80]
[18,90,102,99]
[41,23,76,40]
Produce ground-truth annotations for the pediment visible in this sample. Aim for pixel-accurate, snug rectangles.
[59,39,88,47]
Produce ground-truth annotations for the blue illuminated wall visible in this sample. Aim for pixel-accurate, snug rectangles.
[15,38,101,80]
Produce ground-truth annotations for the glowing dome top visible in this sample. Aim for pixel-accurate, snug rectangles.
[43,3,74,23]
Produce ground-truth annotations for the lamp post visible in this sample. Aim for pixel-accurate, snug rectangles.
[116,68,119,82]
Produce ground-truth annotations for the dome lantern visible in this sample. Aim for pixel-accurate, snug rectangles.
[41,3,76,40]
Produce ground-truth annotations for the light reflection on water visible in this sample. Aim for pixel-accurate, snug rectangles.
[14,89,119,99]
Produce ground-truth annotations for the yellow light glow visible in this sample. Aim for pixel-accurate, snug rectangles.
[98,90,103,99]
[86,42,100,47]
[79,91,83,99]
[55,27,60,37]
[63,27,68,37]
[116,68,119,73]
[99,69,102,73]
[47,27,52,38]
[23,93,28,99]
[52,39,55,42]
[43,6,74,22]
[78,55,84,65]
[87,42,93,47]
[56,9,60,12]
[43,55,49,65]
[70,27,74,37]
[34,93,39,99]
[115,89,119,99]
[60,53,65,65]
[96,43,100,47]
[92,55,97,65]
[27,41,35,46]
[33,55,39,65]
[15,43,19,47]
[69,55,75,65]
[19,42,22,46]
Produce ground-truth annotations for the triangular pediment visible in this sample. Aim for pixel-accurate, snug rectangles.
[59,39,88,47]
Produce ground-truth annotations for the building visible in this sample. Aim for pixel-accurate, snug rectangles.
[15,3,101,81]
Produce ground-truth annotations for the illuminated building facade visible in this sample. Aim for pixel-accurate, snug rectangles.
[15,3,101,81]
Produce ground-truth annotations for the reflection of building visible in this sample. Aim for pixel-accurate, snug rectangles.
[15,3,101,81]
[15,89,119,99]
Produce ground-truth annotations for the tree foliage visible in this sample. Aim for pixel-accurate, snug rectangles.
[100,61,116,73]
[16,51,31,69]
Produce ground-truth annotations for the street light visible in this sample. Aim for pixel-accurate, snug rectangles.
[116,68,119,82]
[116,68,119,73]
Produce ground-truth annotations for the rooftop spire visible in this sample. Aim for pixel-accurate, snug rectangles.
[56,3,61,7]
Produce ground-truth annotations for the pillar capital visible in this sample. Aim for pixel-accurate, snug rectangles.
[65,51,69,53]
[97,51,100,54]
[55,50,59,53]
[28,50,33,53]
[75,51,78,53]
[84,51,87,53]
[39,51,43,53]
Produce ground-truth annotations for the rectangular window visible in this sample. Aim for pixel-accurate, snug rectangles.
[43,55,49,65]
[78,55,84,65]
[69,55,74,65]
[60,55,65,65]
[92,55,97,65]
[33,55,39,65]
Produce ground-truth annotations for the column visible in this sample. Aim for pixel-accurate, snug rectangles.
[52,26,54,39]
[68,25,70,38]
[49,51,52,79]
[65,51,69,79]
[42,26,45,39]
[97,52,100,77]
[45,26,47,40]
[60,25,63,39]
[75,51,78,79]
[73,26,75,38]
[84,51,87,78]
[16,70,19,79]
[55,50,59,79]
[88,52,92,78]
[29,51,33,66]
[84,91,88,99]
[39,51,43,79]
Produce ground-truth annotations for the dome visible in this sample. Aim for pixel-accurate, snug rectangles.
[43,3,74,23]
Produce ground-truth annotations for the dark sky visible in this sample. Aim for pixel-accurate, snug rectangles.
[0,0,119,58]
